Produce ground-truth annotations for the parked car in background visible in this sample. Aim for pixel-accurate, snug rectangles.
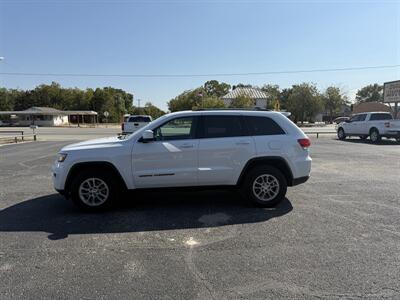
[122,115,152,134]
[333,116,349,124]
[53,110,312,211]
[337,112,400,143]
[0,120,11,126]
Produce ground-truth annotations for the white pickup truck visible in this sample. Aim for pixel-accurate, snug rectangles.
[122,115,152,134]
[337,112,400,143]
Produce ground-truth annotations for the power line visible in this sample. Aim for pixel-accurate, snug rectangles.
[0,64,399,78]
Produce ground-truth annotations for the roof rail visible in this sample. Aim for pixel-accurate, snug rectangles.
[193,107,271,111]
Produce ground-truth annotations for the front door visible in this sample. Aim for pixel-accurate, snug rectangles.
[132,116,199,188]
[345,114,361,134]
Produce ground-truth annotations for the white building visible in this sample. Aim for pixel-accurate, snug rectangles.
[0,107,98,126]
[221,87,269,109]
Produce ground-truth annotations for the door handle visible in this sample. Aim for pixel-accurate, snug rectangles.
[236,141,250,145]
[180,143,194,148]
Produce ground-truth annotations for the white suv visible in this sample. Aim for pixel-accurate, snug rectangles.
[53,110,312,211]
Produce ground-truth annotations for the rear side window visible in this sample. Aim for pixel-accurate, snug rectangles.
[369,113,392,121]
[201,115,247,138]
[244,116,285,135]
[129,116,151,122]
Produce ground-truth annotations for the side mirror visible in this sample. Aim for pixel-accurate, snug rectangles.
[141,130,154,142]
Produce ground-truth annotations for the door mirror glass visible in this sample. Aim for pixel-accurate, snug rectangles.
[141,130,154,142]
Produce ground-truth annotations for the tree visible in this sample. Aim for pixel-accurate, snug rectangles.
[0,83,134,123]
[261,84,280,109]
[355,84,383,103]
[193,96,226,109]
[0,88,16,111]
[279,88,292,110]
[322,86,347,123]
[233,83,253,89]
[286,83,322,123]
[168,88,204,112]
[130,102,166,119]
[229,94,254,108]
[203,80,230,98]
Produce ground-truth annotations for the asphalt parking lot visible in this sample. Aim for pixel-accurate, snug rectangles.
[0,134,399,299]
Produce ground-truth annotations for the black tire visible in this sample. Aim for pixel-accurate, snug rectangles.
[369,128,381,143]
[337,128,346,140]
[70,169,120,211]
[396,137,400,144]
[359,136,367,140]
[241,166,287,207]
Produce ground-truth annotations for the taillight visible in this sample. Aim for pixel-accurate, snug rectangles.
[384,122,391,128]
[298,138,311,149]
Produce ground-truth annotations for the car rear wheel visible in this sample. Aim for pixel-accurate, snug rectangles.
[370,129,381,143]
[338,128,346,140]
[241,166,287,207]
[70,169,119,211]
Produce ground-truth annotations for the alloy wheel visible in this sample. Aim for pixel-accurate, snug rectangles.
[78,178,110,206]
[252,174,280,202]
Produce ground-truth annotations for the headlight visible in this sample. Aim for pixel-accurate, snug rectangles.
[57,153,68,163]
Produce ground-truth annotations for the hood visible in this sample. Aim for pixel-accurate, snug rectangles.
[61,136,125,152]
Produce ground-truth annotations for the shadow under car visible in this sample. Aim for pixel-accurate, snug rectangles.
[0,190,293,240]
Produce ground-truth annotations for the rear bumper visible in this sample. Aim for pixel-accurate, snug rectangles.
[291,176,310,186]
[384,130,400,137]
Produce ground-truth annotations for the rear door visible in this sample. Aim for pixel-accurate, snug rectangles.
[243,115,288,155]
[197,114,256,185]
[368,113,394,134]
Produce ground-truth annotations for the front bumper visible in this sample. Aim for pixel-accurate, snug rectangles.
[52,161,69,191]
[291,176,310,186]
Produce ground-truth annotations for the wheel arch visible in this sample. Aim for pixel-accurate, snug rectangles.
[369,127,379,134]
[237,156,294,187]
[65,161,128,194]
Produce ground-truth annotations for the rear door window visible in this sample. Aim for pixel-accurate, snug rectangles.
[244,116,285,135]
[369,113,392,121]
[350,114,366,122]
[201,115,247,138]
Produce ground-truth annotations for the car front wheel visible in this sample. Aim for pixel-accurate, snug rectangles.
[70,170,118,211]
[242,166,287,207]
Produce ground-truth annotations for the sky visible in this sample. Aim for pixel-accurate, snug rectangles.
[0,0,399,110]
